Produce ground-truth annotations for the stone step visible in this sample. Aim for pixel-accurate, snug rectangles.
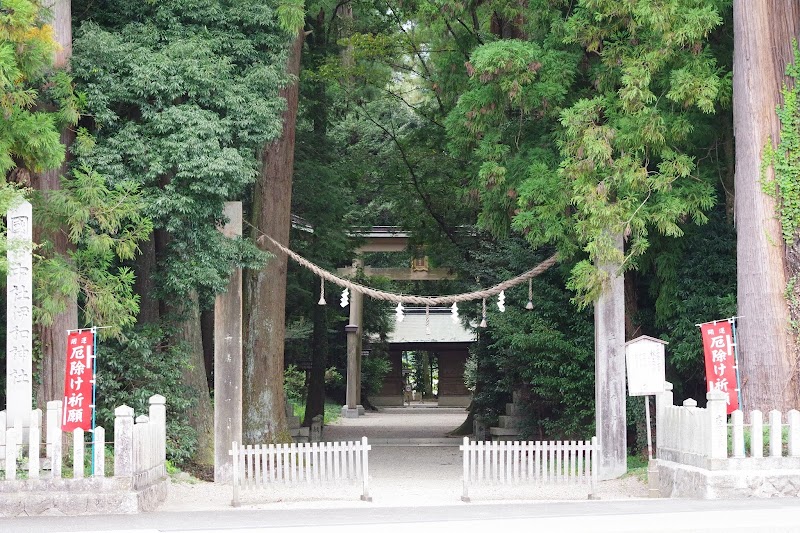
[498,415,523,429]
[488,427,520,437]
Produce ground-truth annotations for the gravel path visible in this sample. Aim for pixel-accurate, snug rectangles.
[161,407,648,512]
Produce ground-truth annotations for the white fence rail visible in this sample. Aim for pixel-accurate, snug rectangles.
[459,436,598,501]
[0,395,166,482]
[230,437,372,506]
[656,381,800,467]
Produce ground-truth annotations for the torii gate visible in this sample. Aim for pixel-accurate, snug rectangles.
[336,227,458,417]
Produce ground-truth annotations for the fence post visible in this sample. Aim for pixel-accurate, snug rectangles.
[74,428,85,479]
[706,390,727,460]
[789,410,800,457]
[360,436,372,502]
[94,426,106,477]
[769,410,783,458]
[46,400,61,460]
[751,410,764,458]
[28,419,40,479]
[655,382,673,454]
[4,427,17,480]
[589,436,599,499]
[731,410,745,458]
[149,395,167,468]
[461,436,470,502]
[135,415,149,481]
[114,405,135,477]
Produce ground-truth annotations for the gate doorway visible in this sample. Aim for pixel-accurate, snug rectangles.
[369,307,473,408]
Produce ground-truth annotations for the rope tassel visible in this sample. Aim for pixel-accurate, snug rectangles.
[480,298,487,328]
[318,278,326,305]
[426,305,431,335]
[526,279,534,310]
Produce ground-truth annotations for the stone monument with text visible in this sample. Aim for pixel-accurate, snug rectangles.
[6,200,33,431]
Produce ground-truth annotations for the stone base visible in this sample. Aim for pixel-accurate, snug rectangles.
[369,396,404,407]
[357,405,365,415]
[0,476,169,517]
[657,459,800,499]
[437,395,471,408]
[647,460,660,498]
[341,407,360,418]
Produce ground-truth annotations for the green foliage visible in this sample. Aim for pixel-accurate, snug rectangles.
[284,364,306,404]
[764,40,800,245]
[71,0,286,305]
[361,350,391,398]
[34,132,153,336]
[0,0,77,177]
[438,0,727,305]
[640,207,736,401]
[462,238,596,439]
[94,326,197,465]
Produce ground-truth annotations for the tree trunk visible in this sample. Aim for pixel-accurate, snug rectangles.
[201,307,214,391]
[303,293,327,426]
[176,292,215,466]
[133,235,160,325]
[733,0,800,413]
[152,226,214,465]
[34,0,76,409]
[243,31,304,444]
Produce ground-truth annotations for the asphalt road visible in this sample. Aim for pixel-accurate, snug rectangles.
[4,498,800,533]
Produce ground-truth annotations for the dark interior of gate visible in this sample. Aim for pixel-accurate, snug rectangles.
[369,307,473,408]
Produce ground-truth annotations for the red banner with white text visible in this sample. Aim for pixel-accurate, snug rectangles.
[62,330,96,432]
[700,321,739,414]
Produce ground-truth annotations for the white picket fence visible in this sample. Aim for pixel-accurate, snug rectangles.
[0,395,166,483]
[657,382,800,467]
[459,436,599,501]
[230,437,372,506]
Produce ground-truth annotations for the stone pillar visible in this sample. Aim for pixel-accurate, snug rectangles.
[114,405,135,477]
[594,232,627,480]
[214,202,243,484]
[149,394,167,467]
[343,324,360,418]
[6,200,33,432]
[353,288,364,414]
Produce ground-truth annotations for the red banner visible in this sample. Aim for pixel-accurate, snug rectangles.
[62,330,95,432]
[700,321,739,414]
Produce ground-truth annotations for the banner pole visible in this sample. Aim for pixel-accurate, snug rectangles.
[729,317,744,412]
[90,326,98,477]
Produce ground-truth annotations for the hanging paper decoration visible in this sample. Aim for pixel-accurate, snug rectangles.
[497,290,506,312]
[395,301,404,322]
[340,287,349,308]
[451,302,459,324]
[480,298,487,328]
[318,278,326,305]
[426,305,431,335]
[526,278,534,310]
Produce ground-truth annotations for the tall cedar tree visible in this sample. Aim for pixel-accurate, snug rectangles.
[733,1,800,413]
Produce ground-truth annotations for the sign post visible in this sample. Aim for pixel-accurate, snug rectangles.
[625,335,667,498]
[63,328,98,474]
